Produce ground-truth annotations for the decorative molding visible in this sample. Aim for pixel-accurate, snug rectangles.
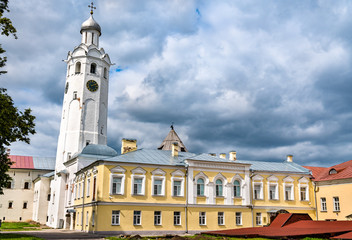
[298,176,309,183]
[171,169,185,177]
[110,165,126,174]
[213,172,228,184]
[131,167,146,175]
[186,160,248,171]
[253,174,264,181]
[151,168,166,176]
[283,176,294,182]
[267,175,279,182]
[194,171,209,184]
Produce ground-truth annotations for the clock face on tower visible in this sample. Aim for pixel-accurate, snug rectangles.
[86,80,99,92]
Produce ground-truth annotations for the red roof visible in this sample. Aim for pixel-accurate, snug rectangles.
[9,155,34,169]
[205,214,352,238]
[304,160,352,182]
[333,231,352,239]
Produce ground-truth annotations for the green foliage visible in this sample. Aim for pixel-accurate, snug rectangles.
[0,233,44,239]
[0,88,36,194]
[0,0,17,75]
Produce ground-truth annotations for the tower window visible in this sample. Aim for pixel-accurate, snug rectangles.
[104,68,107,78]
[73,91,77,100]
[92,33,94,44]
[65,83,69,94]
[90,63,96,74]
[75,62,81,74]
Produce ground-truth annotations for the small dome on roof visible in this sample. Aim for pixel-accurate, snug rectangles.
[80,15,101,36]
[81,144,117,157]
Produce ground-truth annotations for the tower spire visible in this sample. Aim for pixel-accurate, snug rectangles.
[88,2,96,15]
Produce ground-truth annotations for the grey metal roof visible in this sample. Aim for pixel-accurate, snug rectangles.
[80,144,118,157]
[105,149,195,166]
[187,153,234,163]
[42,171,55,177]
[33,157,56,170]
[236,160,310,173]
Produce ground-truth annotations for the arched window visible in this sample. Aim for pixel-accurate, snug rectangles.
[104,67,107,78]
[90,63,96,74]
[215,179,223,197]
[75,62,81,74]
[197,178,204,196]
[234,180,241,197]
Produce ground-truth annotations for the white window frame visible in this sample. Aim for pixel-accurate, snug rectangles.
[218,212,225,225]
[74,184,77,199]
[252,175,264,200]
[152,176,165,196]
[199,212,206,225]
[256,212,262,225]
[298,177,309,201]
[267,175,279,200]
[110,165,126,195]
[154,211,162,225]
[78,183,81,199]
[321,197,327,212]
[171,169,185,197]
[133,210,142,225]
[92,210,95,226]
[174,211,181,225]
[86,211,89,226]
[233,179,242,198]
[131,167,146,196]
[333,196,340,212]
[110,174,125,195]
[111,210,120,225]
[194,172,209,198]
[236,212,242,225]
[86,178,90,197]
[283,176,295,201]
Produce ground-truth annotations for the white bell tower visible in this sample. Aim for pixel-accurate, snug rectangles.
[47,4,112,228]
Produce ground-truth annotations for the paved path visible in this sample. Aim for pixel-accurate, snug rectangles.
[1,229,109,240]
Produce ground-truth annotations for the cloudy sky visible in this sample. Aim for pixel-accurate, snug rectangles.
[2,0,352,166]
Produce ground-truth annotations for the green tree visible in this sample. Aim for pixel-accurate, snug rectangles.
[1,0,17,75]
[0,1,35,194]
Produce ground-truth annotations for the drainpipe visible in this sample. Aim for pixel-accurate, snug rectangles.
[314,181,318,220]
[185,166,188,234]
[249,170,254,227]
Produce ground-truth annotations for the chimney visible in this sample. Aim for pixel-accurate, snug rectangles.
[172,142,179,157]
[121,138,137,154]
[219,153,226,159]
[229,151,237,161]
[286,155,293,162]
[209,153,216,157]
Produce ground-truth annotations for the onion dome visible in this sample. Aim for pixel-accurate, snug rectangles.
[80,15,101,36]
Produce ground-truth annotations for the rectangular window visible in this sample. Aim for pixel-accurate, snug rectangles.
[8,201,13,209]
[73,91,77,100]
[199,212,206,225]
[112,177,122,194]
[87,179,90,197]
[269,185,276,200]
[174,212,181,225]
[78,183,81,199]
[154,211,161,225]
[23,202,28,209]
[300,186,307,201]
[321,197,327,211]
[133,211,141,225]
[254,184,261,199]
[256,212,262,225]
[133,178,143,195]
[153,179,163,195]
[218,212,224,225]
[111,210,120,225]
[24,182,30,189]
[6,181,12,189]
[285,186,292,200]
[81,212,83,226]
[86,211,89,226]
[236,212,242,225]
[92,210,95,226]
[77,212,79,226]
[92,177,96,201]
[333,197,340,212]
[173,180,182,196]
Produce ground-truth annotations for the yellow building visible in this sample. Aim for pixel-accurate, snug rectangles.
[69,128,315,234]
[305,160,352,221]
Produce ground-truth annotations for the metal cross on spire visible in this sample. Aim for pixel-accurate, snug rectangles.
[88,2,96,15]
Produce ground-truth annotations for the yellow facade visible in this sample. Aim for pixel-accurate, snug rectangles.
[72,157,315,234]
[315,181,352,221]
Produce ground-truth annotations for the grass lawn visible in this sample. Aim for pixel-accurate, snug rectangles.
[0,233,44,239]
[0,221,41,231]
